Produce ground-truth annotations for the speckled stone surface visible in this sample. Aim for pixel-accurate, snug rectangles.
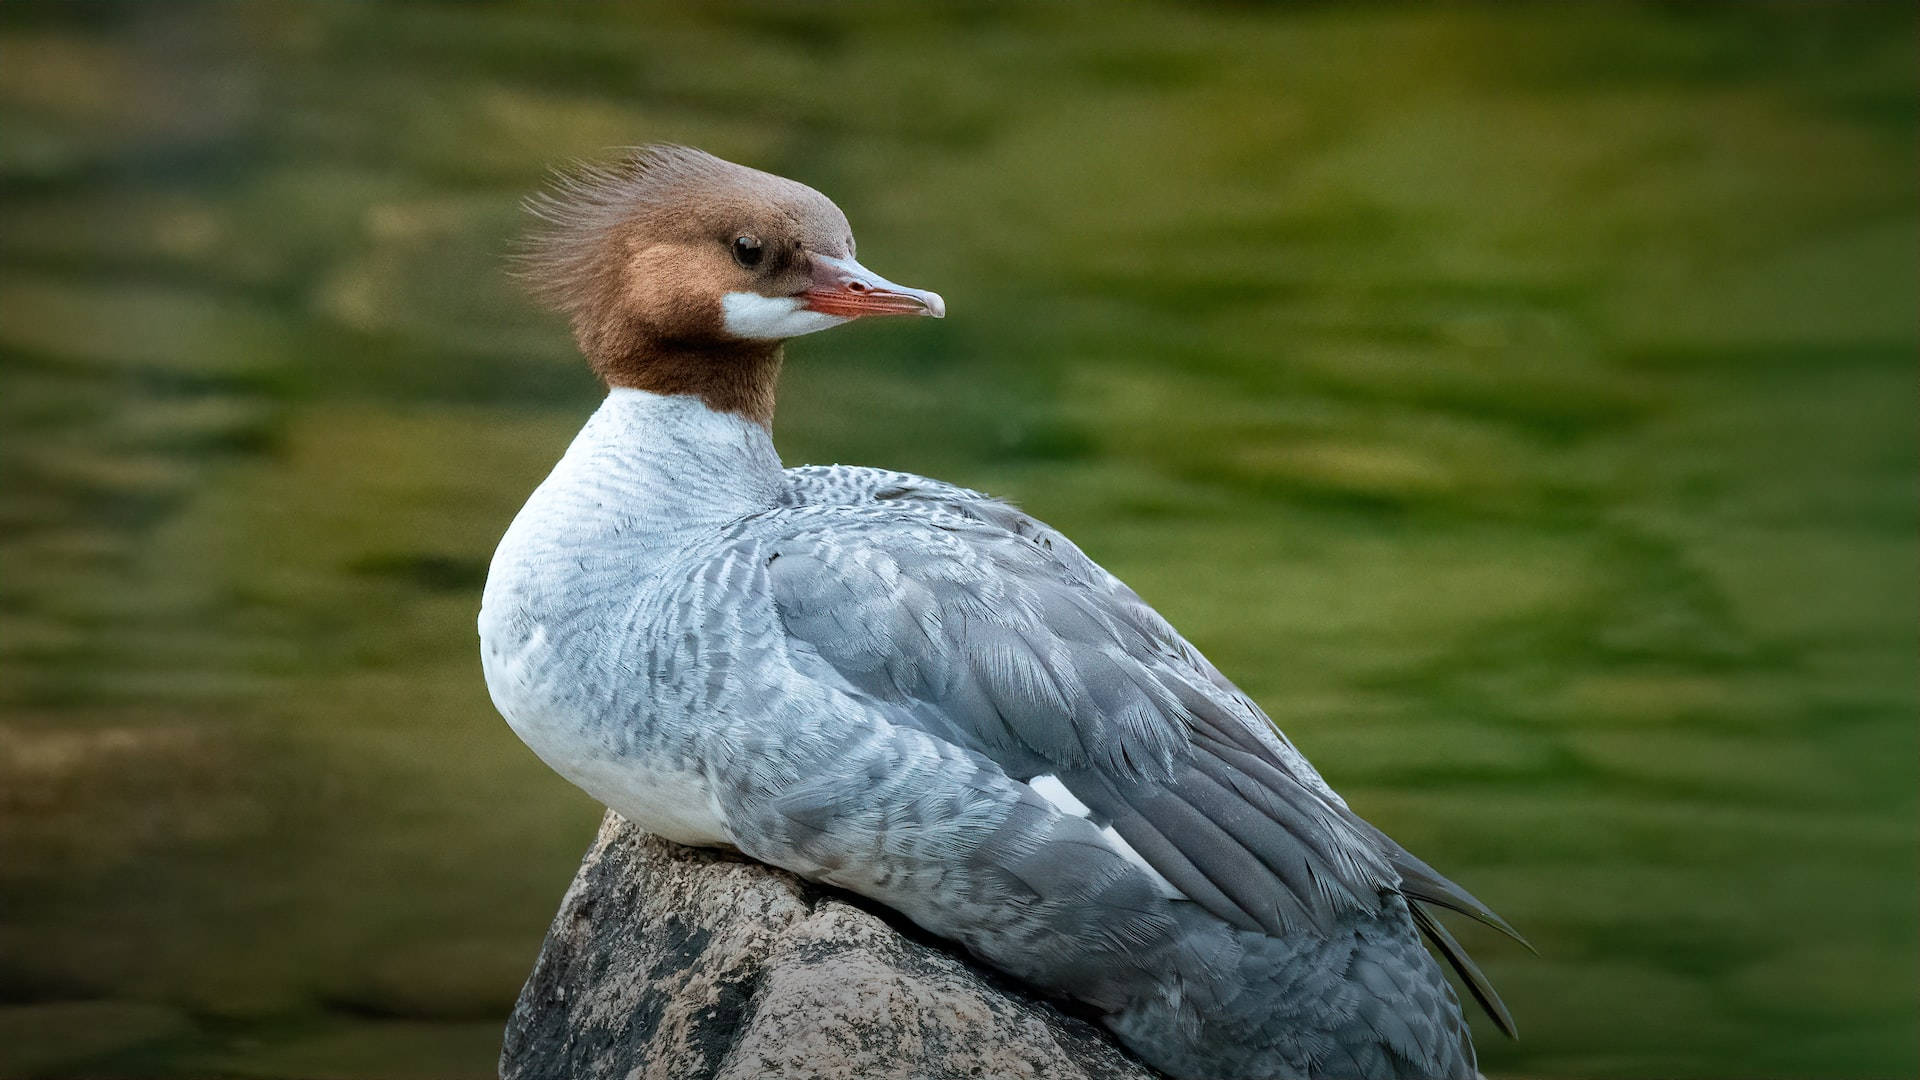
[501,811,1159,1080]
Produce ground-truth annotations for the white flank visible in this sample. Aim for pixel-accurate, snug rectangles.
[1030,774,1093,817]
[721,292,849,340]
[1030,774,1185,900]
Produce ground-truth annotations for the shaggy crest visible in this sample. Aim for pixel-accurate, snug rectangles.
[516,144,755,316]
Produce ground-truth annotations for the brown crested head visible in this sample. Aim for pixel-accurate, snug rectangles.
[519,145,943,427]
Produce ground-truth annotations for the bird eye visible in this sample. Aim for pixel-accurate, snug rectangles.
[732,235,764,269]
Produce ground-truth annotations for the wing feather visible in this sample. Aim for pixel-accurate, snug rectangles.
[767,466,1516,1031]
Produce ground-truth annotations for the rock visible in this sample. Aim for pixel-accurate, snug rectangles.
[502,811,1161,1080]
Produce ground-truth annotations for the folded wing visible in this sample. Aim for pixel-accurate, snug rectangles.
[764,471,1522,1033]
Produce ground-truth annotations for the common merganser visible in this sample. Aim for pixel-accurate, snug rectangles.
[479,145,1522,1080]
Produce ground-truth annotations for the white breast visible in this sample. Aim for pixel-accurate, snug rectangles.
[568,750,734,849]
[478,389,786,851]
[482,618,735,848]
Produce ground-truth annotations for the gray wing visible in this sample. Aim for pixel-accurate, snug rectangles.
[784,465,1368,805]
[766,481,1389,934]
[773,466,1522,1031]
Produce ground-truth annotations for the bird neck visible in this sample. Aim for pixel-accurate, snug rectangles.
[591,335,785,430]
[536,388,786,543]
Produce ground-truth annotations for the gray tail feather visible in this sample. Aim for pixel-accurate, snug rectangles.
[1393,851,1532,952]
[1348,814,1531,949]
[1347,815,1530,1038]
[1410,901,1518,1040]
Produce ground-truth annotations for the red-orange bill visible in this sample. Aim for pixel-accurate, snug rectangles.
[800,254,945,319]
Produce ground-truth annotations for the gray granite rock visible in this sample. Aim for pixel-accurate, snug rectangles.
[502,811,1160,1080]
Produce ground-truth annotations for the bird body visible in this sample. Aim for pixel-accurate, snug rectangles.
[480,146,1517,1080]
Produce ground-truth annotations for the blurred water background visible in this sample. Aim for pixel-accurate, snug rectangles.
[1,3,1915,1077]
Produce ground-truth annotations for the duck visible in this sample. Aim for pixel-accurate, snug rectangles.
[479,145,1523,1080]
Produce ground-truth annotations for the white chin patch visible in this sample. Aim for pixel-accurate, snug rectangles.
[721,292,849,341]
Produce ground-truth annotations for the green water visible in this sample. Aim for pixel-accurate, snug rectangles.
[1,4,1914,1077]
